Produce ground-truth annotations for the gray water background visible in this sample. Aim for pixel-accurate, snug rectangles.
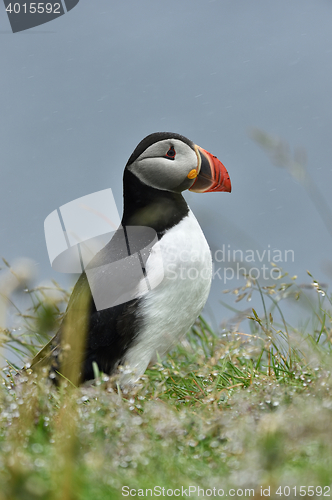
[1,0,332,333]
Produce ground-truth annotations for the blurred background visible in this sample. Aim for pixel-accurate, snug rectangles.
[1,0,332,331]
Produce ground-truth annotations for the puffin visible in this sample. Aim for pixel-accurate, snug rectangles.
[31,132,231,386]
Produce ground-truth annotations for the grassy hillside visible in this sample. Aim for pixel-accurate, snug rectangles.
[1,265,332,500]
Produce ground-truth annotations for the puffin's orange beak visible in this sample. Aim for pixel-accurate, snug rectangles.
[189,145,231,193]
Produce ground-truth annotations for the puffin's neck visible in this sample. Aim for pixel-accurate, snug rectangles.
[122,169,189,236]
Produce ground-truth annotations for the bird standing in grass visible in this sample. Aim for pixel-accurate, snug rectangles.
[31,132,231,385]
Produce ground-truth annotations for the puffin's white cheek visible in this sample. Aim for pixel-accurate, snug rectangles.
[130,145,198,192]
[132,161,186,191]
[159,163,191,189]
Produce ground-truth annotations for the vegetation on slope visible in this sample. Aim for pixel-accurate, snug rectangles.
[1,262,332,499]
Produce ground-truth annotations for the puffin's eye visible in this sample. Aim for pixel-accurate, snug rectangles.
[165,146,176,160]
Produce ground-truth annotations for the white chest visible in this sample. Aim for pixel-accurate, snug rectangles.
[122,210,212,383]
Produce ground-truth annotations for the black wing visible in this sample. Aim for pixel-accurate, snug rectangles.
[32,225,156,382]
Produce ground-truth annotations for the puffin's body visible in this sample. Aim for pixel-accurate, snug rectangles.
[33,132,231,385]
[120,209,212,385]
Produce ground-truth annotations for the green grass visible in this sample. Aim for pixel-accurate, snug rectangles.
[1,262,332,500]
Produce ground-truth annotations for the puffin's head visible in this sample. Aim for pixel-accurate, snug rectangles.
[125,132,231,194]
